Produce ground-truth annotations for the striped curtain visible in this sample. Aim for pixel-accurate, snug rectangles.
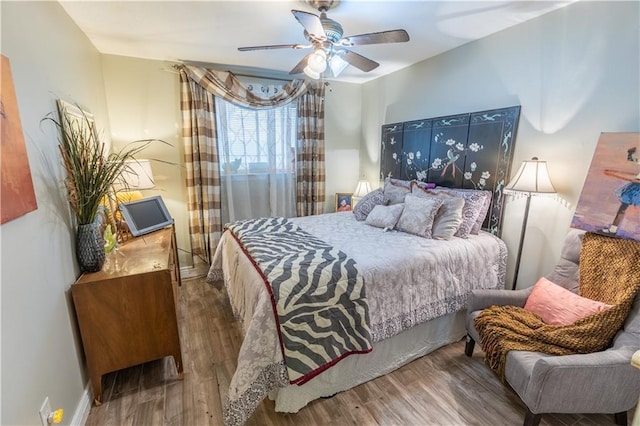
[177,64,325,263]
[178,68,222,264]
[296,83,326,216]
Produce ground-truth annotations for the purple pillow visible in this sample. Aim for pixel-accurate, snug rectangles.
[412,181,437,190]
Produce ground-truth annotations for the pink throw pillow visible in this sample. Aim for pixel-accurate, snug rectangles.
[523,277,612,326]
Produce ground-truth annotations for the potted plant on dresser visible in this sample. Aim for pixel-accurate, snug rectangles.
[46,101,152,272]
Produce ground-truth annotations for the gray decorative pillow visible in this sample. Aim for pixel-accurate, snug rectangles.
[353,188,384,221]
[411,186,465,240]
[365,203,405,229]
[396,195,443,238]
[429,188,489,238]
[383,177,411,205]
[471,191,492,234]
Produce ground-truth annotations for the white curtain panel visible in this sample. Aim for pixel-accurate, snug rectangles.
[215,97,297,224]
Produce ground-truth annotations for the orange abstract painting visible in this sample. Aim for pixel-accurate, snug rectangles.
[1,54,37,224]
[571,132,640,241]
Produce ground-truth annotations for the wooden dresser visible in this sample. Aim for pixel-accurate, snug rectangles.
[71,225,183,405]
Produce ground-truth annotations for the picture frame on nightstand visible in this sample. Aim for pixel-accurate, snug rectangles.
[335,193,353,212]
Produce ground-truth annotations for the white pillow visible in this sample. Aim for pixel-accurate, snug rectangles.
[396,195,443,238]
[365,204,405,229]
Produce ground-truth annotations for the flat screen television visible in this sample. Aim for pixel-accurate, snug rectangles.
[119,195,173,237]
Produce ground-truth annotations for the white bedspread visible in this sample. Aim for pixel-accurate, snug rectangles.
[207,212,507,425]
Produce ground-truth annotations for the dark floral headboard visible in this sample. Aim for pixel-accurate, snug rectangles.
[380,105,520,236]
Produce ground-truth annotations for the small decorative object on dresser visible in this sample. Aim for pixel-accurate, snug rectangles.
[335,192,353,212]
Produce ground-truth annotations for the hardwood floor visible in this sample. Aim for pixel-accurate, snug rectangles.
[85,277,633,425]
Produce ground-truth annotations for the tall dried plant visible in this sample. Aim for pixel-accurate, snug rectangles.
[45,107,156,225]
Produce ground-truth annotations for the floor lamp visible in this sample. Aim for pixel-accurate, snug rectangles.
[504,157,556,290]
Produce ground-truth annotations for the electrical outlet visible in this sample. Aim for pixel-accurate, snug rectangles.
[39,397,51,426]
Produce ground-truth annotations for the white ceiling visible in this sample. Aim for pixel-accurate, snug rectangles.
[59,0,573,84]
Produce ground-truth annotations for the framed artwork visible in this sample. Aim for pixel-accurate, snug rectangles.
[571,132,640,241]
[1,54,38,224]
[335,193,353,212]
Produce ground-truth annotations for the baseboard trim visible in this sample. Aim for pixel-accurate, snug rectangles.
[71,383,92,426]
[180,264,208,280]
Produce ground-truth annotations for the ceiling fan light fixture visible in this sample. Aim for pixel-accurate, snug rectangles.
[303,65,321,79]
[328,54,348,77]
[239,2,409,78]
[307,49,328,73]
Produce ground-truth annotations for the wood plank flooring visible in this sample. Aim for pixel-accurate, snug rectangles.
[85,277,634,425]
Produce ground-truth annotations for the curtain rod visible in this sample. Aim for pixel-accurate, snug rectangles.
[230,72,292,83]
[166,61,291,82]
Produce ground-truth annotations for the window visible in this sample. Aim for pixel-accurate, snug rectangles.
[215,98,297,175]
[215,97,298,223]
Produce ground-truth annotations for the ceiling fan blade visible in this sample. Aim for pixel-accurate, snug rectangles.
[238,44,308,52]
[289,53,313,75]
[338,49,379,72]
[291,10,326,38]
[340,29,410,46]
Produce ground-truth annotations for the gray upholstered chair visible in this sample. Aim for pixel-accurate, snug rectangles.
[465,229,640,426]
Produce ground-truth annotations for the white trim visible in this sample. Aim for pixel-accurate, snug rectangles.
[70,383,92,426]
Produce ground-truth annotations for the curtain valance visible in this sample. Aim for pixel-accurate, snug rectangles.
[178,65,309,109]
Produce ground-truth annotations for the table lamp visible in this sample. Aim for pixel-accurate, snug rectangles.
[352,180,372,205]
[114,159,155,191]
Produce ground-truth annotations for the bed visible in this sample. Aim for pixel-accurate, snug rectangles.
[206,106,519,425]
[207,209,507,425]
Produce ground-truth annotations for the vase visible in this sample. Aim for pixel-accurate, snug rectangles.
[76,223,106,273]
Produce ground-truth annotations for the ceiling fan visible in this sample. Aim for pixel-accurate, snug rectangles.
[237,0,410,79]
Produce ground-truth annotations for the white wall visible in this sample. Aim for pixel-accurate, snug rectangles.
[101,55,191,267]
[360,1,639,289]
[324,81,363,212]
[1,2,111,424]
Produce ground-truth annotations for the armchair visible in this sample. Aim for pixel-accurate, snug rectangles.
[465,229,640,426]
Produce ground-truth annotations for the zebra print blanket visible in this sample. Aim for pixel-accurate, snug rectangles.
[226,217,373,385]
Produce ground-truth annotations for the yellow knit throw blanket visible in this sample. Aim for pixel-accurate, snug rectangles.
[475,232,640,381]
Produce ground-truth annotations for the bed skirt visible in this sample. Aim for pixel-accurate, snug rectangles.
[269,309,466,412]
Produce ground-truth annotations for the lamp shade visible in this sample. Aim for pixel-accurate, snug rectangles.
[114,159,155,190]
[353,180,372,198]
[505,157,556,195]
